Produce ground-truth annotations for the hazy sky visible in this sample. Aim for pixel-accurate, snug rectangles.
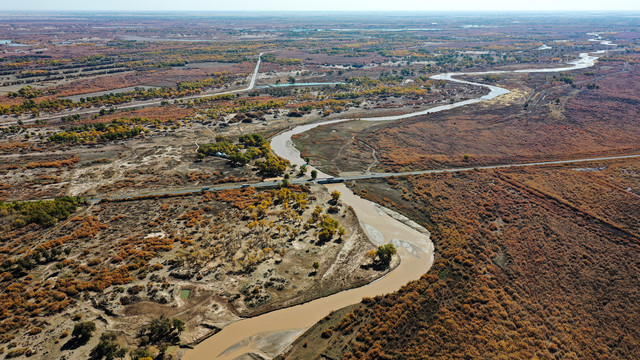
[5,0,640,11]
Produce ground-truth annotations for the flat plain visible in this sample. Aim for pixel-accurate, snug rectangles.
[0,11,639,360]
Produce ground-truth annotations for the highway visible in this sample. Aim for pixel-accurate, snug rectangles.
[88,153,640,203]
[0,53,264,126]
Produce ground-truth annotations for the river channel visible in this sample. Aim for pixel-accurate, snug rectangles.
[183,38,614,360]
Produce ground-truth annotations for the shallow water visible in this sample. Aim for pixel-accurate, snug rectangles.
[183,182,434,360]
[184,37,613,360]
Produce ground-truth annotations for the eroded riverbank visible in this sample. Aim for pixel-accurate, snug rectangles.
[183,37,615,360]
[183,181,434,360]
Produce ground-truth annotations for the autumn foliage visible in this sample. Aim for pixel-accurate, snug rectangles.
[288,161,640,359]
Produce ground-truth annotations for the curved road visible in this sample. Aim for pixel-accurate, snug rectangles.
[4,39,626,359]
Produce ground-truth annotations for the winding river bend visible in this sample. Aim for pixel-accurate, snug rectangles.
[184,39,614,360]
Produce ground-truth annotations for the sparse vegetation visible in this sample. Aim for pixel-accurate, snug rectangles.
[1,11,639,360]
[288,161,640,359]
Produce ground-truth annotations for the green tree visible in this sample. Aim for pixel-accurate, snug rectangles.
[482,74,500,83]
[90,332,127,360]
[228,152,249,166]
[138,315,184,346]
[255,154,288,176]
[311,169,318,180]
[1,196,81,230]
[130,347,154,360]
[238,133,267,147]
[376,244,397,267]
[311,205,323,222]
[72,321,96,343]
[318,215,340,243]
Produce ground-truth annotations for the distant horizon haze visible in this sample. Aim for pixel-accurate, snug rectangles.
[4,0,640,12]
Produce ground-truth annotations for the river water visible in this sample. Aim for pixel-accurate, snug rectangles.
[184,183,433,360]
[183,38,614,360]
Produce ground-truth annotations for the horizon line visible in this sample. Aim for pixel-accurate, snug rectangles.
[2,10,640,13]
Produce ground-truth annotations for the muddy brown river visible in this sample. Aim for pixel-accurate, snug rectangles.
[183,38,614,360]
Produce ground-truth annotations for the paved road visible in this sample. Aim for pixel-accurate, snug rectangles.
[184,35,626,360]
[88,153,640,203]
[0,53,264,126]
